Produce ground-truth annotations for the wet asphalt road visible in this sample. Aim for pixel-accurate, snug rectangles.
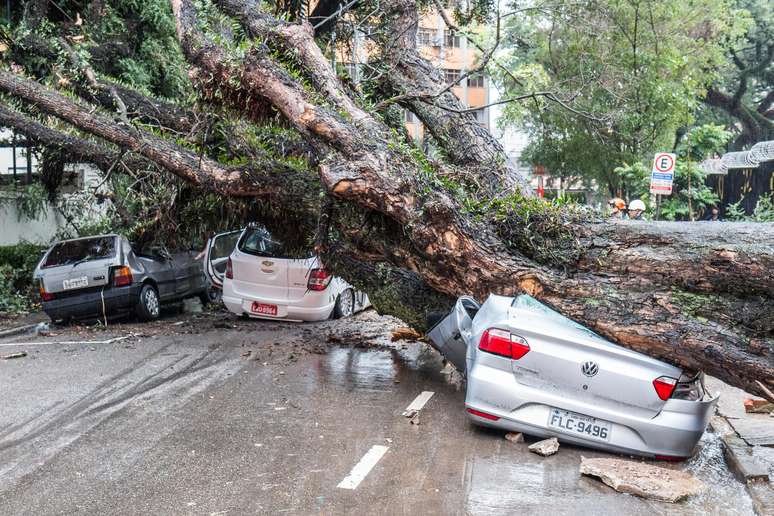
[0,311,756,515]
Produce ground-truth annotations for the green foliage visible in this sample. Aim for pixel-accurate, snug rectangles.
[88,0,191,99]
[13,183,48,221]
[497,0,747,194]
[726,194,774,221]
[475,194,592,267]
[0,241,45,314]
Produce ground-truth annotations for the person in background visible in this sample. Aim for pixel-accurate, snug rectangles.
[627,199,646,220]
[608,198,626,219]
[705,205,721,221]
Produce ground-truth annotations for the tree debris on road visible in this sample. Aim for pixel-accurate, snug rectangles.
[579,457,706,503]
[391,327,422,342]
[529,438,559,456]
[1,351,27,360]
[505,432,524,443]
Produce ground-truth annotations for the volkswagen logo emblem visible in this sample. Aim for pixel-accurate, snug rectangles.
[581,361,599,377]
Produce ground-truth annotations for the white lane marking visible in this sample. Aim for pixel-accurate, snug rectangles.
[336,445,389,490]
[0,336,130,347]
[402,391,435,416]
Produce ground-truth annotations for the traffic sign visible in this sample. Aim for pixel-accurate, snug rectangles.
[650,152,676,195]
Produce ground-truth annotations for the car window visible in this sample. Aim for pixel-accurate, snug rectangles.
[237,228,312,259]
[42,236,116,268]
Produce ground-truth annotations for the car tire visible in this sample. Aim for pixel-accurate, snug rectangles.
[333,288,355,319]
[136,284,161,321]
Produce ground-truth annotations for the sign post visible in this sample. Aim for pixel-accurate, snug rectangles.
[650,152,676,196]
[650,153,676,220]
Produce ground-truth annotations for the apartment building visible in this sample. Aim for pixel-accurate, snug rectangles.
[406,10,490,140]
[337,7,490,142]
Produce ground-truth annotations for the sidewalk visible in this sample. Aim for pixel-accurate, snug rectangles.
[0,311,50,337]
[706,377,774,515]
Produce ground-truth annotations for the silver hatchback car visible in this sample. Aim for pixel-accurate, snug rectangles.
[428,294,718,459]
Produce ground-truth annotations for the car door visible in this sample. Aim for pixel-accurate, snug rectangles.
[203,230,243,289]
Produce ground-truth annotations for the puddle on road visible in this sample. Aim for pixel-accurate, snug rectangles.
[313,343,453,393]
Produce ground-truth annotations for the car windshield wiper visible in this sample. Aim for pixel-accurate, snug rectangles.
[70,256,93,268]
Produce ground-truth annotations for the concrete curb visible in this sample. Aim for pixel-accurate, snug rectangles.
[710,415,774,515]
[0,323,37,340]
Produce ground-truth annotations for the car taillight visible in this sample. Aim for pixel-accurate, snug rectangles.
[466,408,500,421]
[655,455,686,462]
[307,268,331,291]
[39,285,55,301]
[478,328,530,360]
[112,266,133,287]
[225,257,233,279]
[653,376,678,400]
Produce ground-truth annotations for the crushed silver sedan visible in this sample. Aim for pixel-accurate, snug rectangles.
[428,294,718,459]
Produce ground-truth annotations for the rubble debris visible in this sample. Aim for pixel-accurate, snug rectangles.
[528,437,559,456]
[34,322,50,336]
[744,399,774,414]
[579,457,706,503]
[505,432,524,443]
[2,351,27,360]
[241,350,252,358]
[391,327,422,342]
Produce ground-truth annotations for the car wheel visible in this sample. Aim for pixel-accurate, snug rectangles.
[136,284,161,321]
[333,288,355,319]
[200,286,220,306]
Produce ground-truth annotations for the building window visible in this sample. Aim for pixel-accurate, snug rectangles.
[444,30,461,48]
[472,109,487,125]
[467,73,485,88]
[417,28,435,47]
[444,68,462,84]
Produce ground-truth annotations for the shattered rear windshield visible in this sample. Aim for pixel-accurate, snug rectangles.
[42,236,117,268]
[237,228,312,259]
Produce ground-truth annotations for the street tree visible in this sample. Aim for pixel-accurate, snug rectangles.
[0,0,771,399]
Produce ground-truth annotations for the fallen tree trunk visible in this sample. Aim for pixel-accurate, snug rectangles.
[0,0,771,400]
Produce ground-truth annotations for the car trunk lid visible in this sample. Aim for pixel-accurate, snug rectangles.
[39,236,119,294]
[505,295,681,419]
[230,228,290,302]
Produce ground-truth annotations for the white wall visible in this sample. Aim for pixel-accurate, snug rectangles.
[0,194,65,245]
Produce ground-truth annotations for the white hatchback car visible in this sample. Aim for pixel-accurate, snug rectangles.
[204,227,369,321]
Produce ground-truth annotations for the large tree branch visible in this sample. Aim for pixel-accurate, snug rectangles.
[0,71,318,201]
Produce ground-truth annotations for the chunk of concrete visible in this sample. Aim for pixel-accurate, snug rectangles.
[528,437,559,456]
[579,457,706,503]
[505,432,524,443]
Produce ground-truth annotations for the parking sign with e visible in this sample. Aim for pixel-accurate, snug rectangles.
[650,152,676,195]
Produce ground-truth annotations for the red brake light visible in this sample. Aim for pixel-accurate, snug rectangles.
[39,285,55,301]
[466,408,500,421]
[112,266,133,287]
[307,268,331,291]
[225,257,233,279]
[478,328,530,360]
[653,376,678,400]
[655,455,686,462]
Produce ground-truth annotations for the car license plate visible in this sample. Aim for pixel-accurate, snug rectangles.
[548,408,611,441]
[62,276,88,290]
[251,302,278,316]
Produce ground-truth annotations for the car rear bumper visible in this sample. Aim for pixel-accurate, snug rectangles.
[222,291,334,322]
[465,363,718,458]
[42,285,140,320]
